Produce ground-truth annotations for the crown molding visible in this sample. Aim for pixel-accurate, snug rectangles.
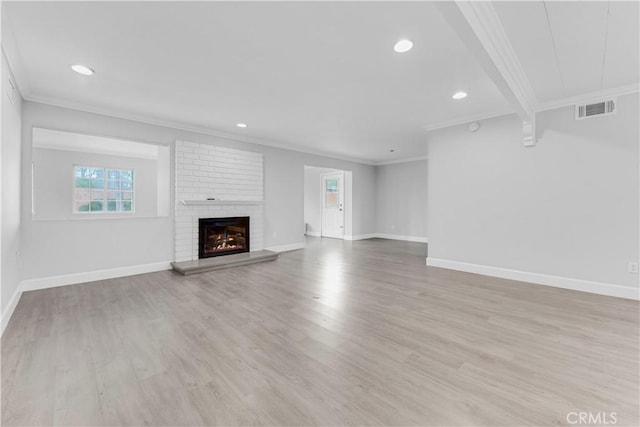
[420,83,640,133]
[535,83,640,113]
[23,94,378,166]
[423,108,514,132]
[373,155,429,166]
[419,84,640,135]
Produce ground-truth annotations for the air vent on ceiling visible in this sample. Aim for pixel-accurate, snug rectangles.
[575,98,616,120]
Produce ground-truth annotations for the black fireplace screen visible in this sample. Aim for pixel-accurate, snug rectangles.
[198,216,250,259]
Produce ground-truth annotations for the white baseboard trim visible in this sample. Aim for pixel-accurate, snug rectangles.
[265,242,305,253]
[344,234,376,241]
[305,231,321,237]
[375,233,428,243]
[344,233,428,243]
[426,258,639,300]
[21,261,173,293]
[1,283,24,336]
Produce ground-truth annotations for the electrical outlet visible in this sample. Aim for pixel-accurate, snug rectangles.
[628,262,639,274]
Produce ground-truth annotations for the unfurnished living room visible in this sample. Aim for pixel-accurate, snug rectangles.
[1,1,638,426]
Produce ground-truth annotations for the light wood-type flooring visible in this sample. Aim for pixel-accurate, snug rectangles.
[2,237,638,426]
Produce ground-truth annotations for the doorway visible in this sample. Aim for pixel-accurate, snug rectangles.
[304,166,352,240]
[321,171,344,238]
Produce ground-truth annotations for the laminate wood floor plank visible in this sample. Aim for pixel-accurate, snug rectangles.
[2,237,638,426]
[52,285,104,426]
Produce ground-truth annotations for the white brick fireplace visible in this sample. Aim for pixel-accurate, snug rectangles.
[174,141,264,262]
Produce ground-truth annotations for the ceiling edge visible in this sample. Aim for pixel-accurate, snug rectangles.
[1,6,30,96]
[23,94,378,166]
[373,156,429,167]
[535,83,640,112]
[422,83,639,132]
[424,108,515,132]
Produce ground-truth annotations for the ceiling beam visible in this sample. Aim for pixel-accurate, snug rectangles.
[436,1,538,146]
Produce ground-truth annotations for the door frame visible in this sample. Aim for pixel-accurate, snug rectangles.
[320,171,345,239]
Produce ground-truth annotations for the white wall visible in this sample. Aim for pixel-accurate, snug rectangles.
[427,93,639,292]
[375,159,428,239]
[304,166,339,235]
[32,148,159,219]
[20,101,377,281]
[1,50,23,327]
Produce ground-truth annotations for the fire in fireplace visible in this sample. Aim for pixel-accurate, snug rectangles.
[199,216,250,258]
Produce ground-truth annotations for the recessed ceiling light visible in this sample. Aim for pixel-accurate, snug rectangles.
[71,64,94,76]
[393,39,413,53]
[236,123,248,128]
[452,91,468,100]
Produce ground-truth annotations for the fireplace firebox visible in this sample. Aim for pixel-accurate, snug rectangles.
[199,217,250,259]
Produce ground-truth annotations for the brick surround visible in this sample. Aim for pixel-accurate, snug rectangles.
[174,141,264,262]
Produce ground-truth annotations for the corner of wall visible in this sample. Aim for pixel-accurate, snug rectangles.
[1,48,24,333]
[1,282,23,335]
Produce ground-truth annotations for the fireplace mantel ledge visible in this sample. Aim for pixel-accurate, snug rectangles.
[179,199,264,206]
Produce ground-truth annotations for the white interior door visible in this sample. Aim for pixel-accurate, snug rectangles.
[321,172,344,239]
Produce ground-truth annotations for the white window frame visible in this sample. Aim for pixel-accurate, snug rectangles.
[72,165,136,214]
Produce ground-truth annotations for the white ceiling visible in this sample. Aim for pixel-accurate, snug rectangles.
[494,1,640,104]
[3,1,639,164]
[2,1,509,164]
